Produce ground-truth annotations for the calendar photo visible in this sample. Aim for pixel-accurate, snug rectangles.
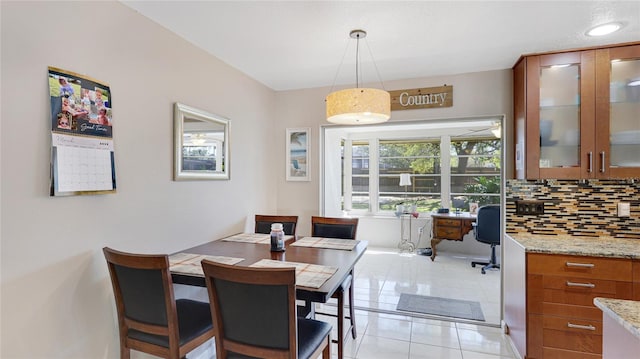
[48,67,116,196]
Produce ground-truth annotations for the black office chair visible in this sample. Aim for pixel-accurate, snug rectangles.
[311,216,358,359]
[471,205,501,274]
[201,260,332,359]
[103,247,215,359]
[255,214,299,236]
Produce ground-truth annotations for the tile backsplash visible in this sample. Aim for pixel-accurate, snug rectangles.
[506,179,640,238]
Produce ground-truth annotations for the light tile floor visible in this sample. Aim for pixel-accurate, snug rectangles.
[315,246,516,359]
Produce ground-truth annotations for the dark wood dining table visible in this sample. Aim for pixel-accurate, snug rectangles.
[170,235,368,312]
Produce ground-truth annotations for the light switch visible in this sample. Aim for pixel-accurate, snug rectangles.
[617,202,630,217]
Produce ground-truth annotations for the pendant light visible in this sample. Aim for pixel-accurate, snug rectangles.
[325,30,390,125]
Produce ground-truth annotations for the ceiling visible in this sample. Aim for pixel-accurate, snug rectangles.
[122,1,639,92]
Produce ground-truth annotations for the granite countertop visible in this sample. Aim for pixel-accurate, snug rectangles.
[594,297,640,340]
[507,233,640,259]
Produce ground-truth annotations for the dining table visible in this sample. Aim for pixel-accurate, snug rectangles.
[169,233,368,317]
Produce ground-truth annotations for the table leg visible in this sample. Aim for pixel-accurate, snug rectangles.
[430,237,443,261]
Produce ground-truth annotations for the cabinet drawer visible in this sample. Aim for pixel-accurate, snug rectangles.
[435,218,462,227]
[543,315,602,335]
[528,253,632,281]
[543,276,624,294]
[542,283,632,307]
[634,261,640,300]
[542,302,602,321]
[542,347,601,359]
[435,227,461,238]
[542,328,601,354]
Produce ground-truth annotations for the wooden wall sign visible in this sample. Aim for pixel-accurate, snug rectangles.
[389,85,453,111]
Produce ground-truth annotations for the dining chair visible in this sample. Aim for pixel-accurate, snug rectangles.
[103,247,215,359]
[255,214,299,236]
[201,260,332,359]
[311,216,359,359]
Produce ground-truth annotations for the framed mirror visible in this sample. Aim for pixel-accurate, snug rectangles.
[174,103,229,180]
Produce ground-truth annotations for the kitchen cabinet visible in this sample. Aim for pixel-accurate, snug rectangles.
[526,253,633,358]
[513,42,640,179]
[503,234,640,358]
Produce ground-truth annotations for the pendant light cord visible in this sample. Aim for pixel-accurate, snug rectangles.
[355,32,360,88]
[328,37,351,94]
[364,37,386,91]
[328,29,386,93]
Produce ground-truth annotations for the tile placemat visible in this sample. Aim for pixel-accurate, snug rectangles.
[169,252,244,276]
[249,259,338,289]
[221,233,294,244]
[291,237,358,250]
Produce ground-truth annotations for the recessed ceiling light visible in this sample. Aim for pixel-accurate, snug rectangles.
[586,22,622,36]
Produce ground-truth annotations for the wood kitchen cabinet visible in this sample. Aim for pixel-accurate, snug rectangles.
[513,42,640,180]
[526,253,633,358]
[633,260,640,300]
[504,235,640,358]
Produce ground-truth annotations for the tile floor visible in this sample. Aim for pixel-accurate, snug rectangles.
[315,246,516,359]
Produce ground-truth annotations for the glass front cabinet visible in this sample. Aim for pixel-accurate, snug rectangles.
[514,42,640,179]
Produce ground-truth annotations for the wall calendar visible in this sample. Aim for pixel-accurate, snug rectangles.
[48,67,116,196]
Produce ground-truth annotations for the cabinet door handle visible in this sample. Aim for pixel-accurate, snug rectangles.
[565,261,595,268]
[566,281,595,288]
[587,151,593,173]
[567,323,596,331]
[600,151,606,173]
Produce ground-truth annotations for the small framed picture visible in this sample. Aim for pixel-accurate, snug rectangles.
[286,128,310,181]
[470,202,479,214]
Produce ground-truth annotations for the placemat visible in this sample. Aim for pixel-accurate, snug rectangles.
[249,259,338,289]
[222,233,294,244]
[291,237,358,250]
[169,252,244,276]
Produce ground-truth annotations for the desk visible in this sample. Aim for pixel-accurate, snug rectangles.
[171,235,368,308]
[430,212,476,261]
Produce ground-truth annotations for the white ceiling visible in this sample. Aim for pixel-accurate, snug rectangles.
[122,1,640,91]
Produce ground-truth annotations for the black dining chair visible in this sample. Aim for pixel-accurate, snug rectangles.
[255,214,299,236]
[311,216,359,359]
[103,247,215,359]
[201,260,332,359]
[471,205,502,274]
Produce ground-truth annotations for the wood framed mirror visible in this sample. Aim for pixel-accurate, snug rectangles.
[174,103,229,180]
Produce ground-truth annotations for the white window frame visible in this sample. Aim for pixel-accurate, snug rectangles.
[321,117,503,218]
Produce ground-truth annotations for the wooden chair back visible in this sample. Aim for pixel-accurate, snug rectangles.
[201,261,298,358]
[311,216,359,240]
[255,214,299,236]
[103,247,214,359]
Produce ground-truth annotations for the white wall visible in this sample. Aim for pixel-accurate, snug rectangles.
[275,70,513,255]
[1,2,277,358]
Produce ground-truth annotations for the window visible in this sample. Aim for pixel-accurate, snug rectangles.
[378,139,441,212]
[344,141,370,211]
[450,137,501,209]
[325,118,502,217]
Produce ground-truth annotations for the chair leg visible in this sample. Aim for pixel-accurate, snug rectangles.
[120,344,130,359]
[322,333,331,359]
[336,292,344,359]
[480,244,500,274]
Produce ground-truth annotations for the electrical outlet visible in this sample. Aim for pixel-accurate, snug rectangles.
[516,200,545,215]
[617,202,630,217]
